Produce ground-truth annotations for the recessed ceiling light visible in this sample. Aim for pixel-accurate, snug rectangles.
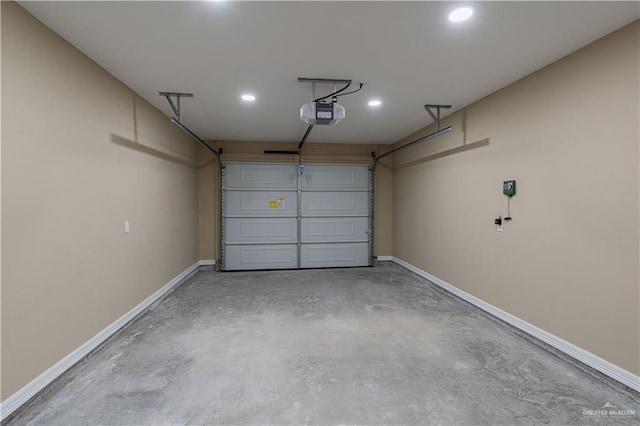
[449,6,474,22]
[368,100,382,107]
[241,94,256,101]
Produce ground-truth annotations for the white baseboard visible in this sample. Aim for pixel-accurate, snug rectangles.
[199,259,216,266]
[376,255,393,261]
[391,256,640,393]
[0,261,202,421]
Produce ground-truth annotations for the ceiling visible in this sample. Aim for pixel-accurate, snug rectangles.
[19,1,639,144]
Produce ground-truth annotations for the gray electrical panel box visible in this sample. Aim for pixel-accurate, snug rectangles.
[503,180,516,197]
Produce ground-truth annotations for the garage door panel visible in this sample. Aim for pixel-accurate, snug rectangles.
[302,165,369,190]
[225,244,298,270]
[226,218,297,244]
[301,191,369,217]
[301,217,368,243]
[225,191,297,217]
[223,163,371,271]
[225,163,297,190]
[301,243,369,268]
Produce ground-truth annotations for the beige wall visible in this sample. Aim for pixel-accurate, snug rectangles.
[197,141,393,261]
[1,2,198,399]
[392,22,639,375]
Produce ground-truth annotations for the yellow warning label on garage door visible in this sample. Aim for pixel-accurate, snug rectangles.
[268,199,285,209]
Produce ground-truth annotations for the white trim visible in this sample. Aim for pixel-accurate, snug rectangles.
[198,259,216,266]
[376,255,393,261]
[391,256,640,393]
[0,261,201,421]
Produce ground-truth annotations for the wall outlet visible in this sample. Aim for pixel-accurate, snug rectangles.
[124,221,130,234]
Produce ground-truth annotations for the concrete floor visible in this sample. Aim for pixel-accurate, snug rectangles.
[6,263,639,425]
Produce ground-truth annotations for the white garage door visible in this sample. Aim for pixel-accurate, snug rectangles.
[222,163,371,271]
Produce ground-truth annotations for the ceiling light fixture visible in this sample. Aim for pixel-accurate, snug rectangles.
[241,94,256,101]
[368,100,382,107]
[449,6,474,22]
